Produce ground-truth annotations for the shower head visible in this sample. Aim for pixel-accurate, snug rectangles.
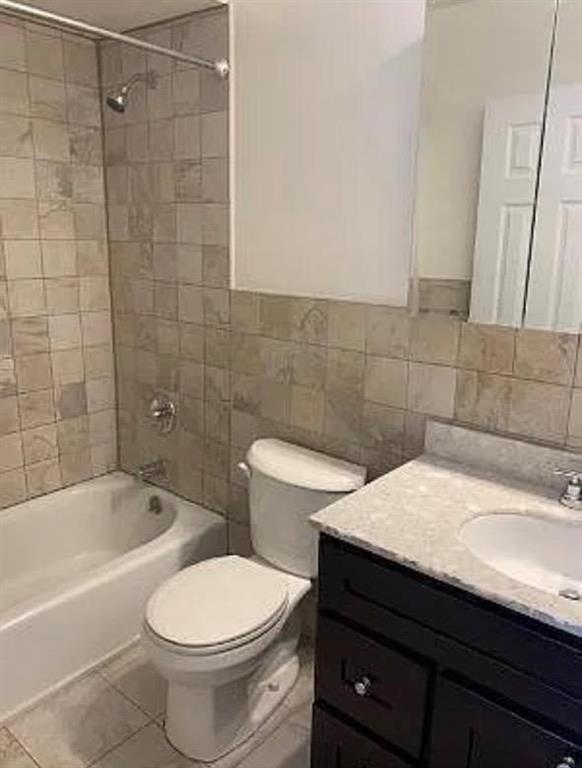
[105,71,157,114]
[106,89,129,113]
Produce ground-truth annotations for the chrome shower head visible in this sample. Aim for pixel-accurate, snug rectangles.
[106,89,129,113]
[105,71,157,114]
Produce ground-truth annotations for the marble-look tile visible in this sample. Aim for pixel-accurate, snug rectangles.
[364,356,407,408]
[99,644,167,719]
[410,314,460,366]
[327,300,366,352]
[0,728,37,768]
[567,389,582,448]
[454,370,511,433]
[9,673,148,768]
[407,362,456,419]
[575,340,582,387]
[508,379,571,444]
[90,723,190,768]
[365,307,410,359]
[325,349,364,397]
[458,324,515,374]
[514,329,578,385]
[237,723,310,768]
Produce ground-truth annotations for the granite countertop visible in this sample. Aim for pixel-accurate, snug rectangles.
[310,424,582,638]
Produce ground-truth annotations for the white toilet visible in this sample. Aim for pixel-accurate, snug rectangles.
[142,438,366,761]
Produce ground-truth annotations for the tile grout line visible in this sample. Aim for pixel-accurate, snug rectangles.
[4,727,44,768]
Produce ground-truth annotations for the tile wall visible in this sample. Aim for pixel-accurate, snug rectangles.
[0,14,116,509]
[101,7,581,555]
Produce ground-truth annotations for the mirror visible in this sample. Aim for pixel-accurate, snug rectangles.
[524,0,582,333]
[413,0,558,327]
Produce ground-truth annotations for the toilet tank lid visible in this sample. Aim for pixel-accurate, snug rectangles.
[247,439,366,492]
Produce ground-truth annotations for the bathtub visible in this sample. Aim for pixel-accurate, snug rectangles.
[0,472,226,722]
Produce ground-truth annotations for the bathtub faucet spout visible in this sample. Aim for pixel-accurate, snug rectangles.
[136,459,167,484]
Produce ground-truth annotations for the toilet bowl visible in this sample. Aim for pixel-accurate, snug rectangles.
[143,439,366,761]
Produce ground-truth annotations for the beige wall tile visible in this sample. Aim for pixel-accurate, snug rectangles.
[231,291,259,334]
[508,380,571,443]
[11,316,49,356]
[45,277,80,314]
[0,397,19,435]
[576,341,582,387]
[26,458,62,497]
[32,118,70,161]
[27,30,64,80]
[454,370,511,433]
[51,348,84,384]
[325,349,364,397]
[0,21,26,71]
[0,158,35,198]
[407,363,456,418]
[410,315,460,366]
[7,279,46,317]
[366,307,410,359]
[327,301,366,352]
[290,385,325,433]
[29,76,66,121]
[49,314,82,350]
[174,115,200,159]
[292,344,326,389]
[361,402,405,450]
[364,356,408,408]
[0,114,32,157]
[15,353,52,392]
[514,329,578,385]
[38,201,75,239]
[0,69,29,114]
[0,200,38,238]
[22,424,58,464]
[201,111,227,158]
[458,324,515,374]
[567,389,582,446]
[60,447,92,484]
[4,241,42,279]
[18,388,55,429]
[0,468,26,508]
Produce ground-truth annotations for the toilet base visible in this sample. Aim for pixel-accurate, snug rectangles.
[164,648,300,762]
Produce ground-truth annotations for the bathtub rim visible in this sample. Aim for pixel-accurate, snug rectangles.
[0,471,226,629]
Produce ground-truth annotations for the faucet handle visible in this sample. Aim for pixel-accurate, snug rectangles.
[553,467,582,510]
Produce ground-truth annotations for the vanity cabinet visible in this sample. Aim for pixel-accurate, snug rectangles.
[311,535,582,767]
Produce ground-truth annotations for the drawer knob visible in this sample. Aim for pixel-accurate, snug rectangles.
[353,675,372,697]
[556,758,576,768]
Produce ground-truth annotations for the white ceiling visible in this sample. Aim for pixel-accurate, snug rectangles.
[19,0,225,33]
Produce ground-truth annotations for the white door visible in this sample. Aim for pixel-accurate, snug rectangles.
[524,85,582,333]
[469,95,544,326]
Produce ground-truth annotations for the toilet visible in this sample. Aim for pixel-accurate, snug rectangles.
[142,438,366,761]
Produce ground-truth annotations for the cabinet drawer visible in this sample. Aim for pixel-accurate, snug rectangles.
[316,615,429,759]
[431,677,581,768]
[319,536,582,701]
[311,705,410,768]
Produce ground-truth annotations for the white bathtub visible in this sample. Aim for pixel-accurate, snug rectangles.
[0,472,226,722]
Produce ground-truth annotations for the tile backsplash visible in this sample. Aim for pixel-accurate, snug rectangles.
[99,7,581,555]
[0,15,116,509]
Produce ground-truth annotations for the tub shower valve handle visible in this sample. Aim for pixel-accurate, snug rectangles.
[150,396,176,434]
[556,758,576,768]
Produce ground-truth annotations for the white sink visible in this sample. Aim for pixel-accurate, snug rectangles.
[459,513,582,599]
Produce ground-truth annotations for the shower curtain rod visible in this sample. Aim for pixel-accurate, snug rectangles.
[0,0,230,77]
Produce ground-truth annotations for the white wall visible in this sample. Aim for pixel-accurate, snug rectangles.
[415,0,555,281]
[230,0,425,306]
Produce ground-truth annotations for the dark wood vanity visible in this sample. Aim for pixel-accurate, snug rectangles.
[311,535,582,767]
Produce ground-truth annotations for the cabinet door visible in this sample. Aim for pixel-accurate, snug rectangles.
[311,706,409,768]
[430,678,580,768]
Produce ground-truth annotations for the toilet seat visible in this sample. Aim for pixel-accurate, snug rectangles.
[145,556,289,655]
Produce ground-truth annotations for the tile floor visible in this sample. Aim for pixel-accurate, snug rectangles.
[0,644,313,768]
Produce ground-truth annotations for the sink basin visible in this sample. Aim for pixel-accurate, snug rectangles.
[459,513,582,599]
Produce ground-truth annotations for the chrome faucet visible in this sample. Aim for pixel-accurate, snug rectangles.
[554,468,582,511]
[136,459,167,484]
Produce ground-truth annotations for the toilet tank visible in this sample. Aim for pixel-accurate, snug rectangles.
[246,439,366,578]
